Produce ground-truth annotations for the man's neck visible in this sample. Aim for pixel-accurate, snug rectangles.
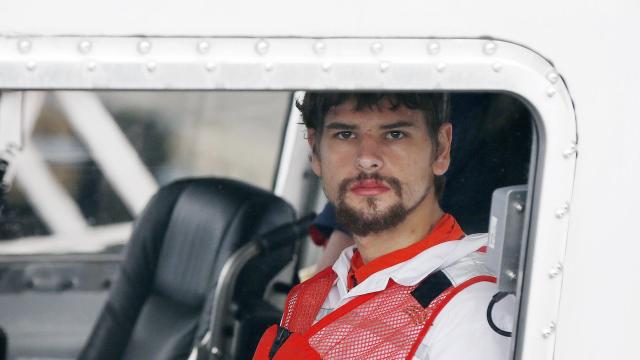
[353,198,444,264]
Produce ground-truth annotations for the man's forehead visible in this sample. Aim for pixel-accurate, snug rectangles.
[328,97,397,113]
[324,100,424,126]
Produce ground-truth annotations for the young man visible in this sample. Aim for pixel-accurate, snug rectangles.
[254,93,513,359]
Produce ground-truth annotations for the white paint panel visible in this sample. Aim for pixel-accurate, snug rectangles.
[0,36,579,359]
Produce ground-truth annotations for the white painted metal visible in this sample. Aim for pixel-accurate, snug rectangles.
[0,91,89,234]
[0,92,24,159]
[14,147,89,234]
[21,92,46,138]
[55,91,158,215]
[0,222,131,254]
[0,36,579,360]
[274,92,310,211]
[0,91,45,177]
[0,1,638,357]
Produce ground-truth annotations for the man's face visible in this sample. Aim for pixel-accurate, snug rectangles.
[308,99,452,236]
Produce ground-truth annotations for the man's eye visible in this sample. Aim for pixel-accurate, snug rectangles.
[335,131,355,140]
[386,131,405,139]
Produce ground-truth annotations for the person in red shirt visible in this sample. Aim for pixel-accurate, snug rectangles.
[254,92,513,360]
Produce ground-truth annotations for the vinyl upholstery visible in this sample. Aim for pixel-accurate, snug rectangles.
[79,178,296,360]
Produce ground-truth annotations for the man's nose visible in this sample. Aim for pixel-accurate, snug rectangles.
[355,135,383,173]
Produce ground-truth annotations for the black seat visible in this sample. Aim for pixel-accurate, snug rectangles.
[79,178,296,360]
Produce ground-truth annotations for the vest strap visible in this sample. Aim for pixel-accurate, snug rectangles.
[406,275,497,359]
[269,326,292,359]
[410,270,453,308]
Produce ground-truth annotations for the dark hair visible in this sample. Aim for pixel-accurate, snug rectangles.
[297,92,451,198]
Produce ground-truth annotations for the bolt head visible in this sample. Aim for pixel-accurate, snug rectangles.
[205,61,217,72]
[427,41,440,55]
[146,61,157,72]
[547,72,560,84]
[197,41,210,54]
[492,62,503,72]
[483,41,498,55]
[436,62,446,73]
[547,87,557,97]
[78,40,92,54]
[313,41,326,54]
[255,40,269,55]
[322,62,332,72]
[563,143,577,158]
[556,203,570,218]
[17,39,32,54]
[86,60,97,72]
[370,41,383,55]
[379,61,390,73]
[26,61,37,71]
[513,202,524,212]
[137,40,152,55]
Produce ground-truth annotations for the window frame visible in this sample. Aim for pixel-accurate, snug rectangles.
[0,36,578,360]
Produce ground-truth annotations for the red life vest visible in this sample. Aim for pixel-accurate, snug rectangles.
[254,267,495,360]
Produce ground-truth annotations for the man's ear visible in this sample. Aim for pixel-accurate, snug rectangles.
[307,128,322,177]
[432,123,453,176]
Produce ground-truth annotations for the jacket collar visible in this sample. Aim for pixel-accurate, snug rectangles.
[332,233,488,299]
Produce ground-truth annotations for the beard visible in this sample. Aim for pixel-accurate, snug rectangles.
[334,173,429,237]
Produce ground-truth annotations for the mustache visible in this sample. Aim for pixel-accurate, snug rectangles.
[338,173,402,200]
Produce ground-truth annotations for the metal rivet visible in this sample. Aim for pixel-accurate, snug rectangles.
[86,60,97,72]
[505,270,517,280]
[146,61,157,72]
[17,39,32,54]
[436,62,446,73]
[370,41,383,55]
[492,62,503,72]
[255,39,269,55]
[513,202,524,212]
[547,87,557,97]
[555,202,570,219]
[322,62,332,72]
[542,321,557,339]
[137,40,152,55]
[205,61,217,72]
[210,347,220,355]
[379,61,390,73]
[78,40,92,54]
[547,72,560,84]
[548,262,563,279]
[313,41,326,55]
[197,41,211,54]
[26,61,36,71]
[563,142,577,158]
[483,41,498,55]
[264,63,274,72]
[427,41,440,55]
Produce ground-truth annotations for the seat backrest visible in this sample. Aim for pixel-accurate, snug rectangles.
[79,178,296,360]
